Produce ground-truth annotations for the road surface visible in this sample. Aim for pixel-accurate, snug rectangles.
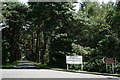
[15,60,39,69]
[1,69,119,79]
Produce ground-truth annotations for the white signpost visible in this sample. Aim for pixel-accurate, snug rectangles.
[66,56,83,70]
[102,58,116,73]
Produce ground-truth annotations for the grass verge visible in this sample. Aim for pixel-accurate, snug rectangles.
[30,61,53,69]
[31,61,120,77]
[52,68,120,76]
[0,61,19,68]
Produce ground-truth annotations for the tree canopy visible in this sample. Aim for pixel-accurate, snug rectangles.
[1,1,120,73]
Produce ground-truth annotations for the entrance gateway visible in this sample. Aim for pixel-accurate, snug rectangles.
[66,56,83,70]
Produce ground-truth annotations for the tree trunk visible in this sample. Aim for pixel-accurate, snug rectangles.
[35,30,40,62]
[37,32,41,63]
[41,31,46,64]
[48,31,53,65]
[9,29,15,63]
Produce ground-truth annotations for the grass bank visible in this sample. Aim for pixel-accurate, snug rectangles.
[31,61,120,77]
[0,61,19,68]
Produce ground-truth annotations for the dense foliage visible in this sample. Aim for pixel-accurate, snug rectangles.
[1,1,120,73]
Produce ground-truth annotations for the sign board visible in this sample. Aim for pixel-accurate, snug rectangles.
[66,56,82,64]
[102,58,116,64]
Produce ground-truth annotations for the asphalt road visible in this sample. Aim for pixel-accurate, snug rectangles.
[15,60,39,69]
[1,69,120,79]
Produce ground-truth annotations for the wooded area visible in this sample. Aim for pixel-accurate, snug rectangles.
[1,1,120,73]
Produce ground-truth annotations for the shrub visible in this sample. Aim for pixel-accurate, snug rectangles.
[84,56,107,73]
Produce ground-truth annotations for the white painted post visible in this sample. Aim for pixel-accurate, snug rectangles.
[67,64,69,70]
[106,63,107,71]
[81,64,83,71]
[112,63,114,74]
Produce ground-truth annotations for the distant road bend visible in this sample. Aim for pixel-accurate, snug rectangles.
[15,60,39,69]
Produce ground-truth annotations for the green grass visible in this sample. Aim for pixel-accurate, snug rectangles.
[0,61,19,68]
[30,61,53,69]
[52,68,120,76]
[31,61,120,76]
